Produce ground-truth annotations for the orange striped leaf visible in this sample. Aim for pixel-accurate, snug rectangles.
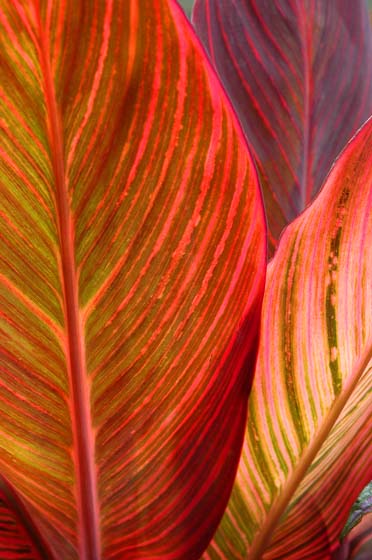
[0,1,266,558]
[193,0,372,256]
[203,118,372,559]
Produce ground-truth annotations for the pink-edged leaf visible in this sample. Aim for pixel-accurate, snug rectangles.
[193,0,372,255]
[0,1,266,558]
[0,475,52,559]
[203,118,372,559]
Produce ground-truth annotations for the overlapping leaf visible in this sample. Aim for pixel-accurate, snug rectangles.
[0,1,266,558]
[342,482,372,539]
[335,513,372,560]
[333,485,372,560]
[193,0,372,255]
[203,118,372,559]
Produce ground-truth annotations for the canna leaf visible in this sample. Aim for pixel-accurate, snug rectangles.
[0,475,52,559]
[203,117,372,559]
[0,1,266,558]
[193,0,372,256]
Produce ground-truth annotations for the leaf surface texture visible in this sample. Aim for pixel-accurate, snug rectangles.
[193,0,372,255]
[0,1,266,558]
[203,118,372,559]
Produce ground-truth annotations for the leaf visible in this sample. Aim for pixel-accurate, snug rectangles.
[203,117,372,559]
[193,0,372,256]
[333,484,372,560]
[0,1,266,558]
[334,514,372,560]
[342,482,372,538]
[0,475,51,559]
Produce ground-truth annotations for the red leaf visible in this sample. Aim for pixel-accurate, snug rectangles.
[203,117,372,558]
[193,0,372,255]
[0,0,266,558]
[0,475,51,559]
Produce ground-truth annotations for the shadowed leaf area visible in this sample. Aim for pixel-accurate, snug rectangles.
[194,0,372,256]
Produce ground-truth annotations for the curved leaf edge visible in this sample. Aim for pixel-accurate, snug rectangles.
[173,0,268,248]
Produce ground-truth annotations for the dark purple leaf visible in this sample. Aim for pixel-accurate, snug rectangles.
[193,0,372,255]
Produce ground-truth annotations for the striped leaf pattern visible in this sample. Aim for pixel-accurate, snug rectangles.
[0,1,266,558]
[0,476,51,559]
[203,118,372,559]
[193,0,372,255]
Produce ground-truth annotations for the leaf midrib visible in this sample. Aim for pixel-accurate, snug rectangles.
[298,0,313,209]
[37,13,100,560]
